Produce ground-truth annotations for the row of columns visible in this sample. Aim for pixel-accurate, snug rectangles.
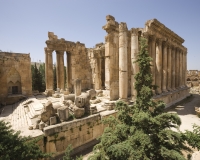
[45,48,66,91]
[118,26,187,100]
[148,36,187,94]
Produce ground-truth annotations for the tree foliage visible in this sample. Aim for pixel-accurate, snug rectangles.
[31,63,46,92]
[89,37,192,160]
[0,121,51,160]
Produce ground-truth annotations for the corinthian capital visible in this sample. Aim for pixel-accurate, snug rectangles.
[44,47,53,55]
[119,22,128,32]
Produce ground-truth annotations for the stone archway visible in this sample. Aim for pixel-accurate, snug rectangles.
[7,68,22,94]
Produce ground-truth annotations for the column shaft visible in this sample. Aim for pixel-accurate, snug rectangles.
[162,42,167,92]
[175,48,179,88]
[167,45,172,90]
[67,52,72,91]
[45,48,53,90]
[131,28,139,100]
[56,51,60,89]
[179,50,183,87]
[171,47,176,90]
[150,36,156,87]
[119,22,128,100]
[59,51,65,90]
[156,39,163,94]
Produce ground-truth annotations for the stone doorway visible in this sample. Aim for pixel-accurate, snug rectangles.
[12,86,18,94]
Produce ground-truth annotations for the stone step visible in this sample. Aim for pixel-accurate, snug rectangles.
[26,113,33,127]
[28,103,37,119]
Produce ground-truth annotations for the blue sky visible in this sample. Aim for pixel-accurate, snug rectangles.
[0,0,200,70]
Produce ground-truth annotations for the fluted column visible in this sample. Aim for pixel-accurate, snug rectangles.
[162,42,167,92]
[167,44,172,91]
[56,51,60,89]
[184,50,187,87]
[45,47,53,90]
[171,46,176,90]
[131,28,139,100]
[66,52,72,92]
[175,47,179,89]
[59,50,65,90]
[155,38,163,94]
[150,36,156,88]
[179,50,183,87]
[119,22,128,100]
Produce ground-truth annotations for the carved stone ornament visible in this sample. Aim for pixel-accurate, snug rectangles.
[119,22,128,32]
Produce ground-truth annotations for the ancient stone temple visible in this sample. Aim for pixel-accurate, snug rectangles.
[45,15,189,107]
[0,52,32,104]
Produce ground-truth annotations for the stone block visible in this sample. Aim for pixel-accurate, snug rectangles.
[103,101,115,110]
[87,89,96,100]
[73,106,85,118]
[58,106,69,122]
[39,121,45,130]
[50,116,57,125]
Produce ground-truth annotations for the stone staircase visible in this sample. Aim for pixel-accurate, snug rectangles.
[0,97,45,131]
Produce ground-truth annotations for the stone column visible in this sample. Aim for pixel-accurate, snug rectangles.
[175,48,180,89]
[167,44,172,91]
[59,50,65,90]
[74,79,81,97]
[66,52,72,92]
[150,36,156,88]
[162,41,167,92]
[179,50,183,87]
[155,38,163,94]
[56,51,60,89]
[130,28,139,100]
[184,49,187,87]
[119,22,128,100]
[45,47,53,90]
[171,46,176,90]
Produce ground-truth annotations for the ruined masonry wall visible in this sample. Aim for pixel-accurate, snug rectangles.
[42,112,116,157]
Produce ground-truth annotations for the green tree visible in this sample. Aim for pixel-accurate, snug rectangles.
[89,37,192,160]
[39,63,46,92]
[0,121,51,160]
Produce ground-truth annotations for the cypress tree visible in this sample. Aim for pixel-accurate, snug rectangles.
[89,37,192,160]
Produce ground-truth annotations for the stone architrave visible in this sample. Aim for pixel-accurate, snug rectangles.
[162,41,168,92]
[130,28,139,100]
[167,44,172,91]
[119,22,128,100]
[74,79,82,97]
[45,48,53,91]
[155,38,163,94]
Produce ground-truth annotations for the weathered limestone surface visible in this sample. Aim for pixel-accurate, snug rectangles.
[0,52,32,104]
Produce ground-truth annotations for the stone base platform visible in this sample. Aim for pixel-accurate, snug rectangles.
[154,86,190,108]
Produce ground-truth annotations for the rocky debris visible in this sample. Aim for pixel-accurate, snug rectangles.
[96,90,103,97]
[87,89,96,100]
[70,104,85,118]
[89,106,97,115]
[62,94,75,102]
[90,98,101,104]
[57,106,69,122]
[41,101,56,123]
[103,101,115,110]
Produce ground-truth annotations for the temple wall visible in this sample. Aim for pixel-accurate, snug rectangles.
[0,52,32,104]
[42,111,116,157]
